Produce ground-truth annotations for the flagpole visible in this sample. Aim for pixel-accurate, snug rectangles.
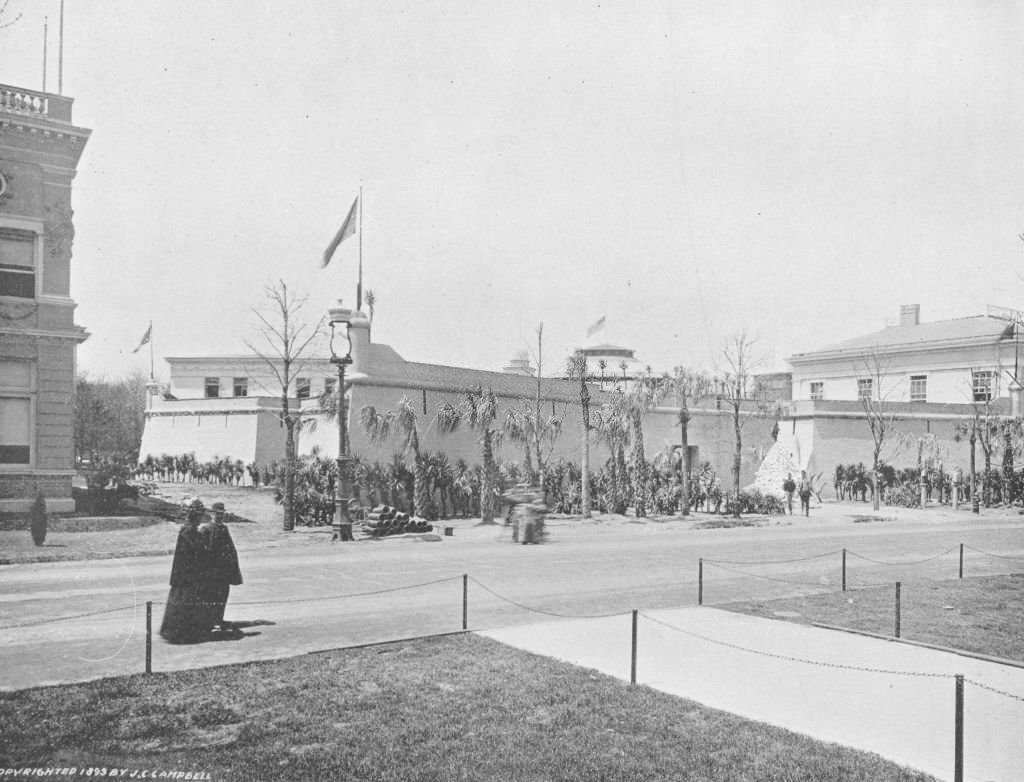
[148,320,154,381]
[356,184,364,312]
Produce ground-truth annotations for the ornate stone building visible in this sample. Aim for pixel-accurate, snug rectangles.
[0,85,91,512]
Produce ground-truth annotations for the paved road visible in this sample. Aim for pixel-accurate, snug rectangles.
[2,512,1022,691]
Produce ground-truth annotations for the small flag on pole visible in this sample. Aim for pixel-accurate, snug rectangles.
[132,324,152,354]
[321,196,359,268]
[586,316,606,338]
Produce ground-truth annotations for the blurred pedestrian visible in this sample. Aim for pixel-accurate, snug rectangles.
[159,499,214,644]
[205,501,243,632]
[782,474,796,515]
[799,472,812,516]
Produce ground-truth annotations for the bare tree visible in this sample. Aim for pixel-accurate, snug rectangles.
[857,346,902,511]
[718,331,767,516]
[245,280,324,531]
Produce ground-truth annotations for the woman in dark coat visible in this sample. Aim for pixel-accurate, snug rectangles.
[205,501,243,631]
[159,500,214,644]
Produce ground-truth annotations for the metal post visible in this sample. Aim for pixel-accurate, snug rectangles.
[145,601,152,674]
[894,581,901,638]
[462,574,468,630]
[332,356,354,542]
[630,609,638,685]
[954,674,964,782]
[698,558,703,606]
[959,543,964,579]
[842,548,847,592]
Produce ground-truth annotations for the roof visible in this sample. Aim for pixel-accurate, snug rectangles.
[791,315,1015,360]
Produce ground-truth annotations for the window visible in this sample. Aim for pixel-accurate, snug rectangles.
[204,377,220,399]
[233,377,248,397]
[0,360,33,465]
[857,378,873,401]
[296,377,311,399]
[909,375,927,403]
[324,378,336,397]
[809,381,824,401]
[0,228,36,299]
[972,370,995,402]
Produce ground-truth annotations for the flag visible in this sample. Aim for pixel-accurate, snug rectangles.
[586,316,606,338]
[132,324,151,354]
[321,196,359,268]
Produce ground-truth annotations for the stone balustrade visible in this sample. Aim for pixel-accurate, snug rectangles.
[0,84,74,122]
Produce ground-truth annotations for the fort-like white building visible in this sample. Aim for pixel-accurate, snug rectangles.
[139,310,780,493]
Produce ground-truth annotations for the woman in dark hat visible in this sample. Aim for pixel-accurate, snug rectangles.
[205,501,243,631]
[159,499,215,643]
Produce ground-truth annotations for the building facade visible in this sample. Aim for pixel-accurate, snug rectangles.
[781,305,1020,497]
[789,304,1022,408]
[0,85,91,513]
[140,314,777,489]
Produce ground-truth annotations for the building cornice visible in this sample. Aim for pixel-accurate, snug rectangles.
[788,333,1013,366]
[0,325,89,342]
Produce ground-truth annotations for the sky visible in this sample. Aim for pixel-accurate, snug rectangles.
[3,1,1024,382]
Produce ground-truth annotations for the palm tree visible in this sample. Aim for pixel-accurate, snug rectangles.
[656,367,714,516]
[595,395,630,515]
[360,396,430,517]
[566,350,593,518]
[503,401,536,480]
[435,386,501,524]
[620,382,655,518]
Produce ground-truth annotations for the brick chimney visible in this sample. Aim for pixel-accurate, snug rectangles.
[899,304,920,327]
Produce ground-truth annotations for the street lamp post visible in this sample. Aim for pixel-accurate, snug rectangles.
[329,306,354,542]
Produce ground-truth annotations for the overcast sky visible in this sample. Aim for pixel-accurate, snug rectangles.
[4,1,1023,381]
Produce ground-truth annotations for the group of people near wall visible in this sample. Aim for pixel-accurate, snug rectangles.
[782,473,814,516]
[159,499,243,644]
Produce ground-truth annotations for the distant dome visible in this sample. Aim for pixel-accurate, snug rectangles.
[502,351,535,376]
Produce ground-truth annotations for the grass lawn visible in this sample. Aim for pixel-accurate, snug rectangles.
[0,634,936,782]
[719,574,1024,663]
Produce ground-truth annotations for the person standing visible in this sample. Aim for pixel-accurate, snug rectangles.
[799,472,813,516]
[205,501,243,632]
[782,474,796,515]
[159,499,214,644]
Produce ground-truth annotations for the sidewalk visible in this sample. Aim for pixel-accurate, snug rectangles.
[480,606,1024,782]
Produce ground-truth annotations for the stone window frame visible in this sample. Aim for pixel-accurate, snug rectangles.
[0,359,35,469]
[0,215,44,302]
[232,377,248,397]
[909,375,927,403]
[972,370,996,402]
[204,377,220,399]
[857,377,873,401]
[809,381,824,401]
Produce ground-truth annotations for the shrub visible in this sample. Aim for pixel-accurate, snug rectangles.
[29,493,47,546]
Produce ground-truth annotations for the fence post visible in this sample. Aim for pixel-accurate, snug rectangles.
[842,549,847,592]
[894,582,901,638]
[959,543,964,579]
[630,609,638,685]
[954,674,964,782]
[145,601,152,674]
[462,574,468,631]
[698,558,703,606]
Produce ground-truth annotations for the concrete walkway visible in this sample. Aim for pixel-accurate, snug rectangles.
[480,607,1024,782]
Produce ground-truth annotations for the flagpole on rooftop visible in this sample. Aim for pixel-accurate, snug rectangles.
[148,321,154,381]
[356,184,364,312]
